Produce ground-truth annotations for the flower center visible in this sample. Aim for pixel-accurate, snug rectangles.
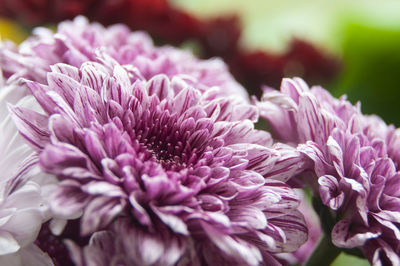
[129,113,209,171]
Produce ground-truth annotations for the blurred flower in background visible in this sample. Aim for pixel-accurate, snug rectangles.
[0,0,341,97]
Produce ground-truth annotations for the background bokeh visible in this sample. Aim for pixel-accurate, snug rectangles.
[174,0,400,127]
[1,0,400,265]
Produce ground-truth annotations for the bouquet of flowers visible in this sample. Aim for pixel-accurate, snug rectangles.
[0,16,398,266]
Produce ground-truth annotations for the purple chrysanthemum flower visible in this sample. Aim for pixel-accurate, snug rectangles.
[257,78,400,265]
[9,48,307,265]
[0,16,248,100]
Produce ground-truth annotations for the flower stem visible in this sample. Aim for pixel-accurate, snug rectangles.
[304,234,341,266]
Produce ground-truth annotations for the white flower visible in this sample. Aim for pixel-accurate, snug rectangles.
[0,76,54,265]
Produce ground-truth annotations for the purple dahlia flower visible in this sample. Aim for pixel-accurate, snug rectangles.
[0,16,248,100]
[257,78,400,265]
[9,51,307,265]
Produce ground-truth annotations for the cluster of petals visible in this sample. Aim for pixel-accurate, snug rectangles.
[277,192,322,265]
[257,77,400,265]
[0,17,309,265]
[0,75,55,265]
